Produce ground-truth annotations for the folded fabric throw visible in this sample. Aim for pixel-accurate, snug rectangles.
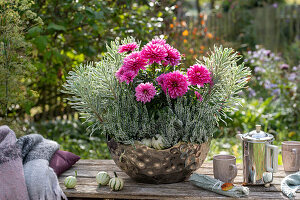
[0,125,29,200]
[281,171,300,199]
[189,173,249,198]
[0,125,67,200]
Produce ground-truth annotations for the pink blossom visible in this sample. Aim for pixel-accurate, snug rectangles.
[135,82,156,104]
[187,64,211,86]
[118,42,138,53]
[119,70,137,84]
[195,91,203,101]
[164,44,181,66]
[156,73,167,91]
[150,38,166,45]
[123,52,148,72]
[163,71,189,98]
[141,42,168,65]
[115,67,126,81]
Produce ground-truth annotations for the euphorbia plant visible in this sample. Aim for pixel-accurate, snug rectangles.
[63,37,251,148]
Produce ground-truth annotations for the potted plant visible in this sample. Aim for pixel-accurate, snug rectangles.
[63,37,250,184]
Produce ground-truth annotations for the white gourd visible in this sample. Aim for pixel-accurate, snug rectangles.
[263,172,273,183]
[141,138,152,147]
[96,171,110,186]
[64,171,77,189]
[109,172,124,191]
[152,134,165,150]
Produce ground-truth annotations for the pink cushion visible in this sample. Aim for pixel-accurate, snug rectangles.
[49,150,80,176]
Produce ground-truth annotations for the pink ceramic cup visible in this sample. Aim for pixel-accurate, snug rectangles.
[213,155,238,183]
[282,141,300,172]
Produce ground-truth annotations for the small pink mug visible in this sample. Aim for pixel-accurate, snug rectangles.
[282,141,300,172]
[213,155,238,183]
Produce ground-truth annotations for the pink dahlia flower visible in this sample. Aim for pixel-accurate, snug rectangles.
[164,44,181,66]
[163,71,189,98]
[195,91,203,101]
[118,42,138,53]
[187,64,211,86]
[115,67,126,81]
[123,52,148,72]
[119,70,137,84]
[135,82,156,104]
[141,42,168,65]
[150,38,166,45]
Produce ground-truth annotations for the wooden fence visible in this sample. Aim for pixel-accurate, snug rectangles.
[206,4,300,51]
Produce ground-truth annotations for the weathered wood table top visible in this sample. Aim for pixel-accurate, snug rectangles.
[59,160,299,200]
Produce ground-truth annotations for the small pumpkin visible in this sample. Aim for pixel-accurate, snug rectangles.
[141,138,152,147]
[152,134,165,150]
[96,171,110,186]
[109,172,124,191]
[64,171,77,189]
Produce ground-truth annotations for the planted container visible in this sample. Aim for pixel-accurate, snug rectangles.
[63,37,251,184]
[107,137,210,183]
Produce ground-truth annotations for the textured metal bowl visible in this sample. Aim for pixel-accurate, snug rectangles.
[107,138,210,184]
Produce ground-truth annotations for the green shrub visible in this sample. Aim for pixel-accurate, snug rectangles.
[0,0,42,118]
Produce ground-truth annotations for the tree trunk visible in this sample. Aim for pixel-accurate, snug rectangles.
[211,0,215,9]
[196,0,201,14]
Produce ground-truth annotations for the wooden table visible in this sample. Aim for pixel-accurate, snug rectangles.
[59,160,299,200]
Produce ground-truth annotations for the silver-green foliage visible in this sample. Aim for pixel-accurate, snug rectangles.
[198,46,251,123]
[63,37,135,133]
[63,38,251,146]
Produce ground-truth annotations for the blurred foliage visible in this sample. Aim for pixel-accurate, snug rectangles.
[244,46,298,102]
[208,137,243,163]
[214,46,299,142]
[244,46,299,133]
[216,98,299,141]
[283,40,300,66]
[166,14,234,67]
[0,0,42,119]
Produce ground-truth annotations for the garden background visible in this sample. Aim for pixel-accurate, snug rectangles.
[0,0,299,163]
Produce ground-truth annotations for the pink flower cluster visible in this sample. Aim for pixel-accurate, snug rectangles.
[141,39,181,66]
[187,64,211,86]
[118,42,138,53]
[135,82,156,104]
[116,39,181,86]
[115,38,213,103]
[157,71,189,99]
[115,51,147,84]
[115,68,137,84]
